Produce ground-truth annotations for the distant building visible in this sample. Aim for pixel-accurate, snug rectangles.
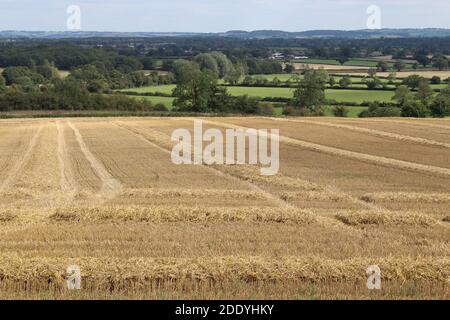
[271,52,285,60]
[369,51,383,57]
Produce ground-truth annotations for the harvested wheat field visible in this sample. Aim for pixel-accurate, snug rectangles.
[0,117,449,300]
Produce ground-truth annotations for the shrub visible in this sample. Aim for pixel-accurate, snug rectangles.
[283,106,324,117]
[431,76,441,85]
[153,103,169,112]
[333,106,349,117]
[366,77,382,89]
[401,100,429,118]
[359,102,402,117]
[429,95,450,118]
[257,103,275,116]
[338,77,352,88]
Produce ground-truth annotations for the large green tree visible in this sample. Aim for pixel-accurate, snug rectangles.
[337,47,351,65]
[377,61,388,72]
[429,94,450,117]
[194,53,220,77]
[402,75,426,90]
[393,60,406,72]
[392,85,414,105]
[415,54,430,67]
[210,52,234,78]
[415,79,434,103]
[292,69,328,110]
[432,54,449,70]
[172,61,222,113]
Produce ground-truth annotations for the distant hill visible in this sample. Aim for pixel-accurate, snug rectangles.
[221,29,450,39]
[1,28,450,39]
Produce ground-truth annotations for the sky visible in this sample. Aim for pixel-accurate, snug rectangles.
[0,0,449,32]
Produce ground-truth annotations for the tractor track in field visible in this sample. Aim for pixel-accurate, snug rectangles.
[67,121,123,202]
[0,124,43,194]
[114,120,400,229]
[113,121,295,210]
[195,118,450,228]
[271,117,450,149]
[189,118,389,210]
[361,118,450,130]
[56,122,78,203]
[200,118,450,178]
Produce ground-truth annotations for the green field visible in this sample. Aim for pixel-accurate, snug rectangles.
[226,86,395,103]
[58,70,71,78]
[325,89,394,103]
[244,74,403,86]
[248,74,298,81]
[121,85,175,95]
[124,96,366,118]
[225,86,294,98]
[293,58,415,69]
[431,84,449,89]
[122,85,395,104]
[129,95,174,108]
[323,105,368,118]
[293,58,378,67]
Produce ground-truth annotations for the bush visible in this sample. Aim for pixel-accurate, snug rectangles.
[257,103,275,116]
[333,106,349,117]
[358,102,402,117]
[429,95,450,118]
[282,106,324,117]
[431,76,441,85]
[339,77,352,88]
[401,100,429,118]
[282,106,298,116]
[153,103,169,112]
[0,85,154,112]
[366,77,382,89]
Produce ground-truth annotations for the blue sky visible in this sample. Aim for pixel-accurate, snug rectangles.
[0,0,449,32]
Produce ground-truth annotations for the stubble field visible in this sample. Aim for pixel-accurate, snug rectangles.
[0,116,449,299]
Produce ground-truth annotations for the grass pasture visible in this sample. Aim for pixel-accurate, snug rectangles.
[293,58,380,67]
[120,84,175,95]
[125,85,395,104]
[0,117,449,299]
[348,70,450,79]
[130,95,174,108]
[323,106,368,118]
[325,89,394,103]
[225,86,395,104]
[293,58,416,70]
[294,63,368,71]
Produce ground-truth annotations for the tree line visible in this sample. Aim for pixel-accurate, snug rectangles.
[171,61,450,117]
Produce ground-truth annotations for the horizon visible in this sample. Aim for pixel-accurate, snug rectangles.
[2,27,450,33]
[1,0,450,33]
